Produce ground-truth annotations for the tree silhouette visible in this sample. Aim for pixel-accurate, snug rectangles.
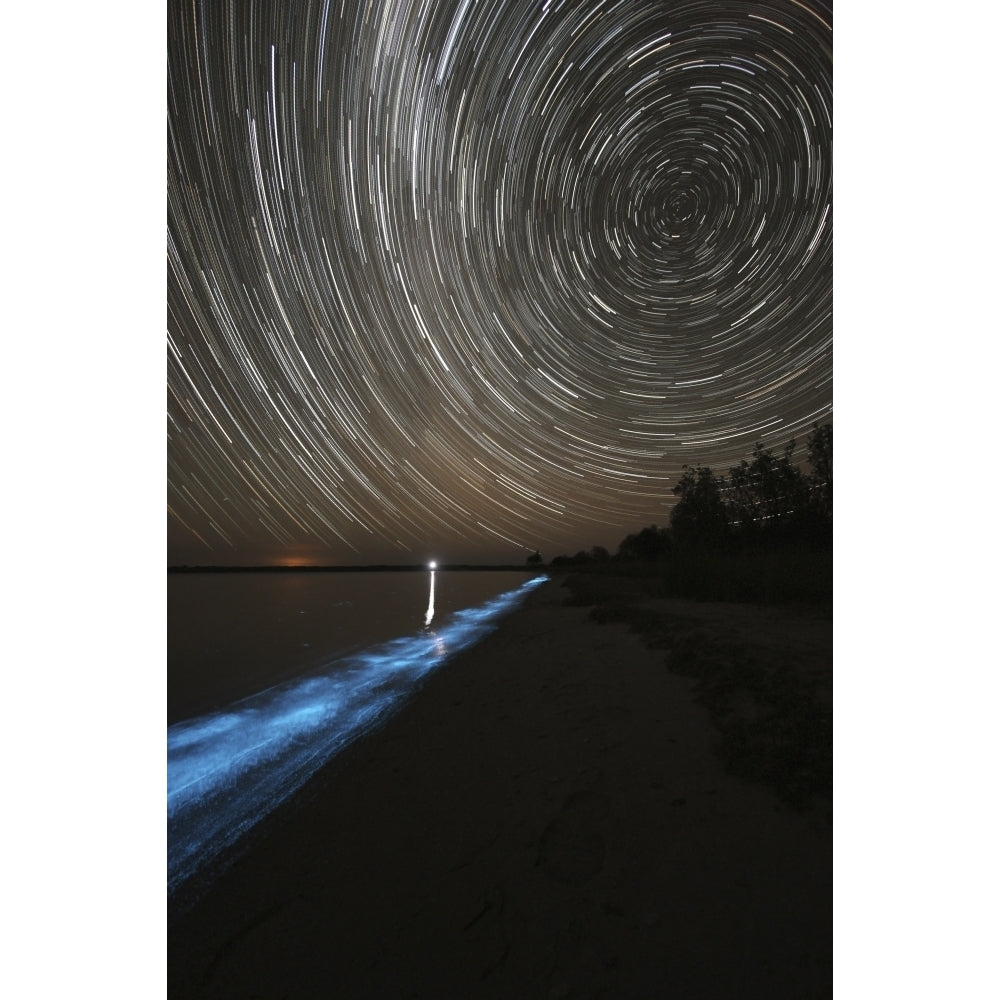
[670,466,728,549]
[666,425,831,551]
[557,423,832,569]
[805,422,832,521]
[617,524,671,561]
[724,440,809,539]
[526,550,543,566]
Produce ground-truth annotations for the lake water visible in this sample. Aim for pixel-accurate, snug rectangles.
[169,570,539,723]
[168,570,546,896]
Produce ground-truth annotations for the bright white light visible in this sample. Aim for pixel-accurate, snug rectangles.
[424,567,436,626]
[429,560,437,570]
[167,575,547,895]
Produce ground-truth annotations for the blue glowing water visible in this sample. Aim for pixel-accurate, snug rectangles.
[169,569,537,723]
[167,573,546,895]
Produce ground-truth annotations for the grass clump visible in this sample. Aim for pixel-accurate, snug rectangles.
[563,575,831,810]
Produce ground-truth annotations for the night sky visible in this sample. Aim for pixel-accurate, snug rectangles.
[167,0,832,566]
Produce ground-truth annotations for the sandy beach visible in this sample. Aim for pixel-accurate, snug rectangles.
[168,575,831,998]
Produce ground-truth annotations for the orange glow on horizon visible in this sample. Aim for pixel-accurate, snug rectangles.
[273,554,324,568]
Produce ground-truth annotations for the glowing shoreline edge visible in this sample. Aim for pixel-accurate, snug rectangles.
[167,574,547,894]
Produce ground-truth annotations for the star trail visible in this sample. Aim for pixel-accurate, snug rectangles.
[167,0,832,565]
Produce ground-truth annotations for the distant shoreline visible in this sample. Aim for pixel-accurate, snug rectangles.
[167,563,542,573]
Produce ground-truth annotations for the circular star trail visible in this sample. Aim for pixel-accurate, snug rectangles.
[168,0,832,564]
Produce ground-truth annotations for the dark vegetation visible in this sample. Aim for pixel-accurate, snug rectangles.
[539,422,832,607]
[546,424,833,810]
[577,594,831,809]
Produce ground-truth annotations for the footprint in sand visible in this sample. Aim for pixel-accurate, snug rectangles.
[537,789,610,885]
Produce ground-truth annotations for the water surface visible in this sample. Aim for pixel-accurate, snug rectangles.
[169,570,533,724]
[168,570,546,896]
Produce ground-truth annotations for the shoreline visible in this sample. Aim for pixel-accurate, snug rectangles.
[168,576,831,998]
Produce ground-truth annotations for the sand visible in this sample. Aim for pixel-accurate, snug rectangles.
[168,576,832,999]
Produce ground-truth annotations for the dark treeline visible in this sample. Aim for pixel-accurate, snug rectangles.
[540,423,832,605]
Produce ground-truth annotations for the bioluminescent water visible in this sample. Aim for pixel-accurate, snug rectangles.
[168,574,545,895]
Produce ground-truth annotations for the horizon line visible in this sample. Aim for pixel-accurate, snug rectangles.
[167,562,544,572]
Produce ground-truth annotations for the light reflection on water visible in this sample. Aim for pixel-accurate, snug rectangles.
[169,569,532,724]
[424,569,436,626]
[167,574,546,896]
